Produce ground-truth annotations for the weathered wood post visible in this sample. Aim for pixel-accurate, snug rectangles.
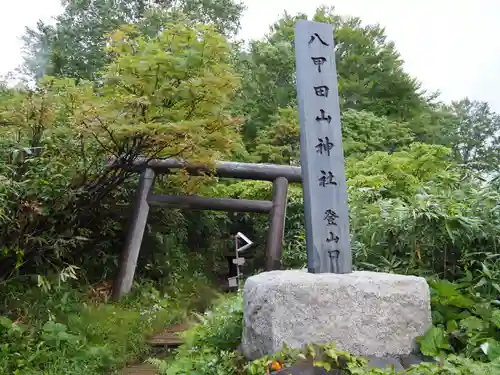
[294,19,352,273]
[265,177,289,271]
[112,168,155,300]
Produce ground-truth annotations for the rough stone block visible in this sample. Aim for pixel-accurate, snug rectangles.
[241,270,431,360]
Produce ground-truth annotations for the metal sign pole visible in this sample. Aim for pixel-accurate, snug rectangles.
[235,233,241,291]
[227,232,254,292]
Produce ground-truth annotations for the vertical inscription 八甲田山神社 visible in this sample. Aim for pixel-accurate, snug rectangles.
[294,20,352,273]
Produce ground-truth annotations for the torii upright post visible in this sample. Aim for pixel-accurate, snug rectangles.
[112,168,155,299]
[294,19,352,274]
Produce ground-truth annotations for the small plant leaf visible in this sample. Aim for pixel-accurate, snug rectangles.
[417,326,450,357]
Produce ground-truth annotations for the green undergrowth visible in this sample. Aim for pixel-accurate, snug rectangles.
[149,277,500,375]
[0,276,217,375]
[249,343,500,375]
[417,277,500,361]
[148,292,246,375]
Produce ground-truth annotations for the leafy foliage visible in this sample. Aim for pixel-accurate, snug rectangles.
[234,6,426,144]
[417,277,500,362]
[252,107,415,164]
[0,278,213,375]
[21,0,245,80]
[181,293,243,351]
[447,98,500,173]
[3,2,500,374]
[0,23,242,280]
[248,343,500,374]
[348,149,500,277]
[149,293,244,375]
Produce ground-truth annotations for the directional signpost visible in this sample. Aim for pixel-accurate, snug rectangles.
[228,232,253,291]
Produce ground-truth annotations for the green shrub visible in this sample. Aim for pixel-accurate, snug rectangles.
[249,343,500,375]
[150,348,241,375]
[0,21,243,284]
[418,277,500,362]
[0,277,213,375]
[181,293,244,351]
[151,293,244,375]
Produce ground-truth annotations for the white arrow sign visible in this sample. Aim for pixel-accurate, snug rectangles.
[235,232,253,252]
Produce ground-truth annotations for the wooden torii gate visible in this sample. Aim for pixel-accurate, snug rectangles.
[110,157,303,300]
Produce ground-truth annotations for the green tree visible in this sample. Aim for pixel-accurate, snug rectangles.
[0,23,242,278]
[347,145,500,277]
[252,107,300,165]
[406,97,458,146]
[346,143,457,200]
[234,6,426,144]
[21,0,245,81]
[252,107,414,165]
[447,98,500,173]
[21,20,56,81]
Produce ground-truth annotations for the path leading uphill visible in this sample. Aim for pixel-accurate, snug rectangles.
[120,323,187,375]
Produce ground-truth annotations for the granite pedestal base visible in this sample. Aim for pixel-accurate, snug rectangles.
[241,270,432,360]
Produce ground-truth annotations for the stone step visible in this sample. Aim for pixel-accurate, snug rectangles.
[120,363,158,375]
[147,331,183,347]
[121,324,187,374]
[146,323,188,347]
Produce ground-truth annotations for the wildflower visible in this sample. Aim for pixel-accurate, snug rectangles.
[270,361,282,371]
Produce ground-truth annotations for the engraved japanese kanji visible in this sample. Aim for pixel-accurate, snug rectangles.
[315,137,334,156]
[295,19,352,273]
[311,56,327,72]
[318,170,337,187]
[326,232,340,243]
[315,109,332,124]
[314,85,329,97]
[308,33,329,46]
[324,209,339,226]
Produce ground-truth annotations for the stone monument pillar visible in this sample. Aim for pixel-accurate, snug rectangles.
[241,19,432,362]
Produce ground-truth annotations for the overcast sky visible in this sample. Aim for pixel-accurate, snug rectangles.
[1,0,499,111]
